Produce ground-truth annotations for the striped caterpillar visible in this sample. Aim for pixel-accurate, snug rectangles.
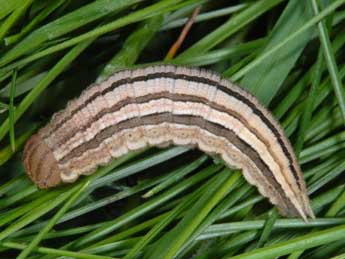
[23,65,314,220]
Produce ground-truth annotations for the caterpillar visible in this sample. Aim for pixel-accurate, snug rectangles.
[23,65,314,220]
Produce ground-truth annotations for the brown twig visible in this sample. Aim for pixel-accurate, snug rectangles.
[165,6,201,60]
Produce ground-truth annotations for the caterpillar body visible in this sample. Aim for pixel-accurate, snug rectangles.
[23,65,314,220]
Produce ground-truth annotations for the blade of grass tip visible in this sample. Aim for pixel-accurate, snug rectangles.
[176,0,282,60]
[16,181,89,259]
[97,15,164,82]
[0,123,38,166]
[0,0,34,41]
[226,224,345,259]
[8,68,17,152]
[294,48,324,156]
[231,0,345,82]
[1,242,117,259]
[4,0,66,46]
[0,37,95,143]
[311,0,345,124]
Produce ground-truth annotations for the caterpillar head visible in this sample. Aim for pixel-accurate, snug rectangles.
[23,134,61,188]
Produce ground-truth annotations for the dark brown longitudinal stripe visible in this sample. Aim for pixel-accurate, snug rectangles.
[36,151,50,183]
[59,112,299,215]
[26,142,45,180]
[44,71,299,187]
[53,93,262,151]
[54,93,289,192]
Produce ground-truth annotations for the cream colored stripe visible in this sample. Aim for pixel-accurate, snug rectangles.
[53,99,306,218]
[58,123,293,215]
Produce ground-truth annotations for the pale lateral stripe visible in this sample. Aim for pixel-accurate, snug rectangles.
[44,67,215,146]
[41,69,136,139]
[52,98,306,218]
[58,123,295,217]
[46,74,293,189]
[212,88,304,201]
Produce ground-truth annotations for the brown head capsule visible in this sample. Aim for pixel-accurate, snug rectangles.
[22,65,314,220]
[23,133,61,188]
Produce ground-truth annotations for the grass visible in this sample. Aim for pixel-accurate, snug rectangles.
[0,0,345,258]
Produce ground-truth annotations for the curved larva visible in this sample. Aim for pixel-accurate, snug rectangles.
[23,65,314,220]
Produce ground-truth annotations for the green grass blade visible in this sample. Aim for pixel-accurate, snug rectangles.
[176,0,282,61]
[294,48,324,155]
[0,38,95,142]
[123,187,202,259]
[16,181,89,259]
[0,0,144,66]
[4,0,66,46]
[73,164,222,247]
[311,0,345,124]
[0,0,34,41]
[152,169,240,259]
[231,0,345,84]
[97,15,163,82]
[8,69,17,152]
[239,0,313,105]
[227,224,345,259]
[143,155,207,198]
[1,241,117,259]
[0,0,193,72]
[0,0,20,20]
